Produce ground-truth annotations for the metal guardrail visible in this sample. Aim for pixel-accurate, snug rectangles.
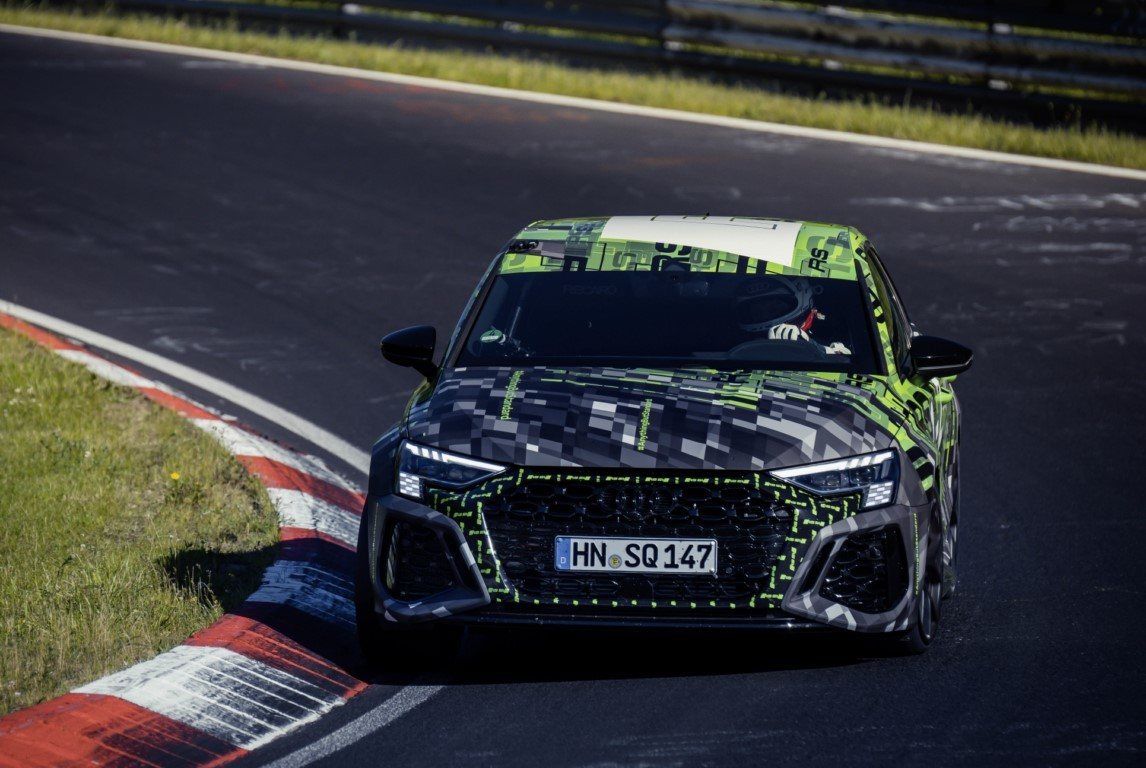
[805,0,1145,38]
[74,0,1146,126]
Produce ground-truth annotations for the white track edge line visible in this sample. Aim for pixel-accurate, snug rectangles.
[259,684,444,768]
[0,299,370,473]
[2,22,1143,182]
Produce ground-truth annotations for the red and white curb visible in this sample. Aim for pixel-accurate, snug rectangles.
[0,312,368,767]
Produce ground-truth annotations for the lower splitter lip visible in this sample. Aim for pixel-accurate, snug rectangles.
[437,611,831,632]
[372,489,925,633]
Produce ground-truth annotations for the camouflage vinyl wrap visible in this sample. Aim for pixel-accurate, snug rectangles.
[421,468,860,614]
[368,215,963,631]
[501,217,859,280]
[408,367,901,472]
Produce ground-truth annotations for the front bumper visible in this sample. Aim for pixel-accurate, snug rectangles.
[366,494,490,622]
[364,488,929,633]
[782,504,924,633]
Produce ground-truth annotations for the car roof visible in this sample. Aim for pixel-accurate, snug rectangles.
[505,216,868,280]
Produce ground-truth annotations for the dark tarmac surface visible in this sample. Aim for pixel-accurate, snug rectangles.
[2,29,1144,766]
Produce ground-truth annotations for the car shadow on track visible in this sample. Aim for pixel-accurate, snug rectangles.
[158,545,917,686]
[366,626,887,687]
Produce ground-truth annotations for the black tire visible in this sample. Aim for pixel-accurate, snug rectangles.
[897,567,942,655]
[354,517,463,669]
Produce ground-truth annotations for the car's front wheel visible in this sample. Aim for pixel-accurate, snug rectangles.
[876,507,943,656]
[898,566,942,654]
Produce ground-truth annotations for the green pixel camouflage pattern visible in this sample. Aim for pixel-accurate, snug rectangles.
[379,216,964,627]
[410,366,919,477]
[423,468,859,613]
[500,217,859,280]
[855,255,959,507]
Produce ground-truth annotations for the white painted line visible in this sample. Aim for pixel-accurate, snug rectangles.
[2,305,449,765]
[259,684,444,768]
[269,488,360,547]
[192,418,359,492]
[2,23,1143,182]
[0,299,369,474]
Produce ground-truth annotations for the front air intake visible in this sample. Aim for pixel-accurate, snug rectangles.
[818,524,907,614]
[385,521,456,601]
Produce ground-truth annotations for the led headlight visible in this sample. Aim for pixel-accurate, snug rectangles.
[770,450,899,509]
[395,441,505,500]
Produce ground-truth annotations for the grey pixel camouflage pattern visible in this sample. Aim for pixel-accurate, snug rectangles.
[422,468,860,613]
[366,215,965,635]
[782,503,924,632]
[407,367,899,472]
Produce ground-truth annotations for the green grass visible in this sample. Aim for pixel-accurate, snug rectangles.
[0,327,278,716]
[1,4,1143,170]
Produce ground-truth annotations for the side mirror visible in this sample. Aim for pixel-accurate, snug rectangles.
[910,335,973,378]
[380,325,438,379]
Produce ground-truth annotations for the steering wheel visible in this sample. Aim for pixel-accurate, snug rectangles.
[726,338,828,362]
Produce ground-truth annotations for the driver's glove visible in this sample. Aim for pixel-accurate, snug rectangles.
[768,323,810,342]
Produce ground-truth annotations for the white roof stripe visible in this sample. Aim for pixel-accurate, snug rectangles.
[599,216,802,267]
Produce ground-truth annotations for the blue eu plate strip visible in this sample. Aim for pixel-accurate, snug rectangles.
[554,536,570,571]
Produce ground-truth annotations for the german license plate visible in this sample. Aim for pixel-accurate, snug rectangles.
[554,536,717,575]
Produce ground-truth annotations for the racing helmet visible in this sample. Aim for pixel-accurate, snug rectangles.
[734,275,817,333]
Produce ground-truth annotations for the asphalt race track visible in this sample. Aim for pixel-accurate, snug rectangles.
[3,29,1145,767]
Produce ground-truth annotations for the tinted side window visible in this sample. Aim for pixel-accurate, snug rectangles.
[867,245,912,331]
[444,255,502,365]
[863,243,912,373]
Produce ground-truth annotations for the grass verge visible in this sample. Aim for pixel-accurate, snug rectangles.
[0,327,278,716]
[0,4,1143,170]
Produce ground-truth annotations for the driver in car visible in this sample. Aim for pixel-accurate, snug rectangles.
[739,276,852,356]
[768,311,851,355]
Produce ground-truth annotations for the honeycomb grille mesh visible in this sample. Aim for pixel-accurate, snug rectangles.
[387,522,455,601]
[482,475,790,609]
[818,525,907,614]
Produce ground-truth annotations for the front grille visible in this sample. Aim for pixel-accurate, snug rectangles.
[481,474,790,611]
[818,525,907,614]
[386,522,455,601]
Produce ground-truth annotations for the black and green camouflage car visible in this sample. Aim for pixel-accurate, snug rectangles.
[356,216,972,657]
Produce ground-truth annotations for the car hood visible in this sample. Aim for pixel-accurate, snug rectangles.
[406,367,901,471]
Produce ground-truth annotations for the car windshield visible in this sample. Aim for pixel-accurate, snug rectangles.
[456,268,881,373]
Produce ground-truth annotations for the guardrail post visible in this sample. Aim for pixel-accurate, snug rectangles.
[658,0,670,62]
[985,0,1000,92]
